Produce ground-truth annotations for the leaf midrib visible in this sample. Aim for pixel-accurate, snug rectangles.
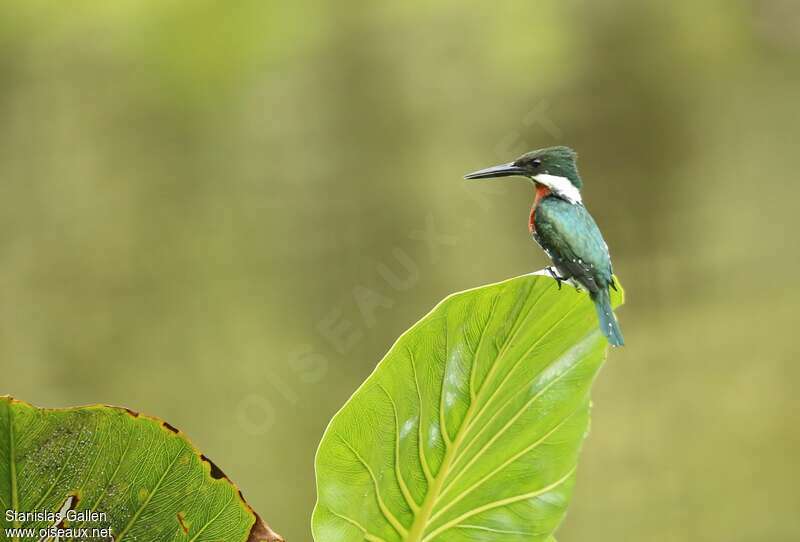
[405,288,535,541]
[404,396,475,542]
[406,287,588,541]
[8,402,21,540]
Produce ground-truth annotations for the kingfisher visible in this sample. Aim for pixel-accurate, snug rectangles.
[464,146,624,346]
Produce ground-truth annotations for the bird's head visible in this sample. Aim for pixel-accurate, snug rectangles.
[464,146,583,204]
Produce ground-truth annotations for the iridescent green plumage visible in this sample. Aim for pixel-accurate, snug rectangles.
[465,146,624,346]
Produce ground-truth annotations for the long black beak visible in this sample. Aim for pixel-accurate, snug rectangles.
[463,162,525,180]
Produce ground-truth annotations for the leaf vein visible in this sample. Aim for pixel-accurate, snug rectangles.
[334,431,409,537]
[187,492,237,542]
[432,400,586,522]
[421,467,575,542]
[438,315,452,450]
[328,507,389,542]
[441,330,593,498]
[78,427,137,529]
[32,421,87,512]
[451,296,586,470]
[456,524,538,536]
[408,350,434,486]
[468,293,502,404]
[378,383,420,514]
[8,402,20,538]
[115,446,185,542]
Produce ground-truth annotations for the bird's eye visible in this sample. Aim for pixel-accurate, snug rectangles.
[531,159,542,168]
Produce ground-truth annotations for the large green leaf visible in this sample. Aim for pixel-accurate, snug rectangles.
[313,274,624,541]
[0,397,283,542]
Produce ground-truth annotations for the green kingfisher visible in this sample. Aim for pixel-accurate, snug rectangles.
[465,146,624,347]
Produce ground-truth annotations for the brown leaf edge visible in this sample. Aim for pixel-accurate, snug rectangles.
[0,396,285,542]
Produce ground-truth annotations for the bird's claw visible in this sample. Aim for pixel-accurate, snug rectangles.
[546,266,583,292]
[546,266,565,290]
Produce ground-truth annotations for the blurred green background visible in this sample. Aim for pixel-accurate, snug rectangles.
[2,1,799,540]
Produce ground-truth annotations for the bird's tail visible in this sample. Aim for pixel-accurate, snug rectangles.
[591,288,624,347]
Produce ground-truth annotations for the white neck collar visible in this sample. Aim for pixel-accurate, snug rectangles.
[534,173,582,204]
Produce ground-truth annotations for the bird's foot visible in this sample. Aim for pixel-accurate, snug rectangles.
[546,266,583,292]
[546,266,567,290]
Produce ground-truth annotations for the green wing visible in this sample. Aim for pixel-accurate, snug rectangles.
[534,198,613,291]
